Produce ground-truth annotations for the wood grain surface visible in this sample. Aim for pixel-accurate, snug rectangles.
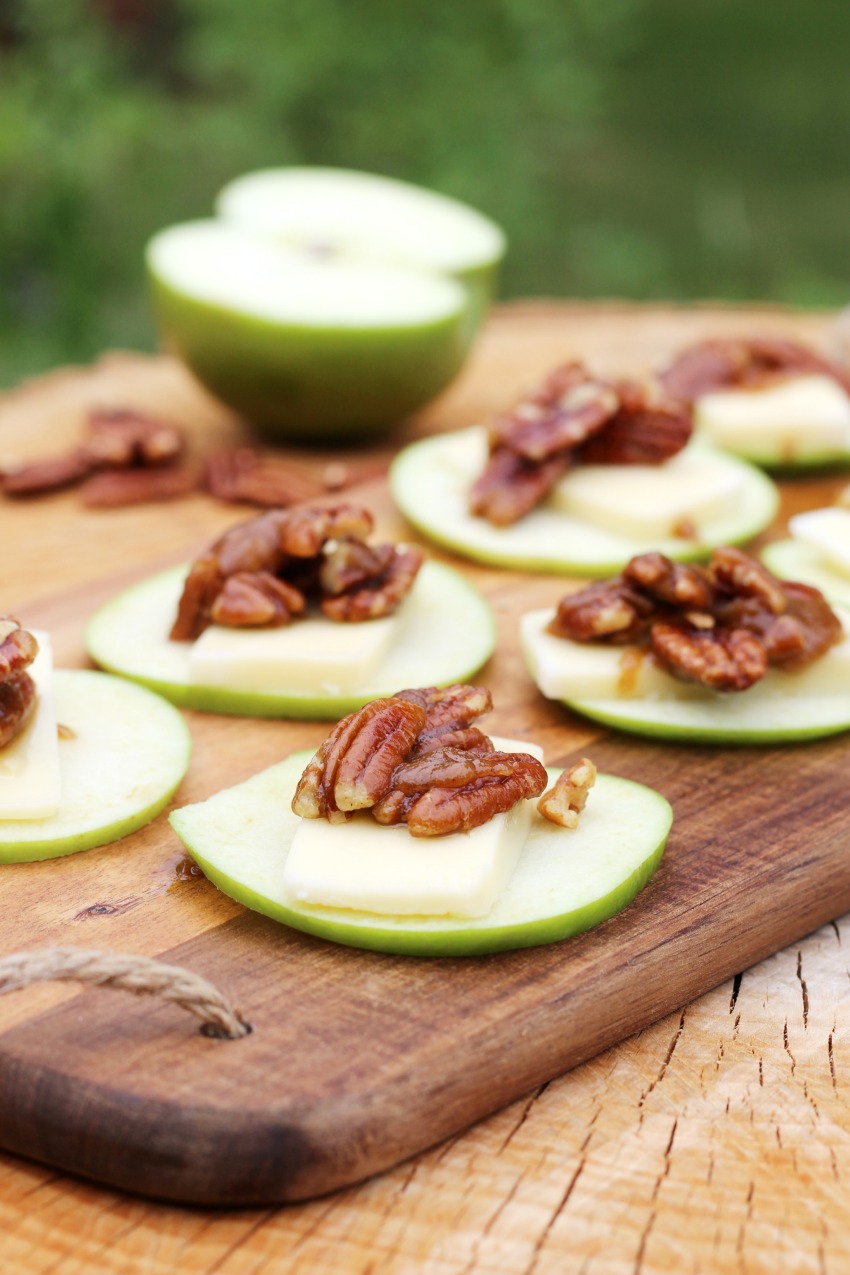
[2,303,850,1270]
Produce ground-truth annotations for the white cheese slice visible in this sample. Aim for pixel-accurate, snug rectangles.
[788,508,850,580]
[283,735,543,919]
[0,631,61,819]
[188,610,400,696]
[521,607,850,701]
[550,448,748,540]
[695,375,850,459]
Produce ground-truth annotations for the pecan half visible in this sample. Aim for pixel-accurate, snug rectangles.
[80,465,196,508]
[538,758,597,829]
[548,579,655,644]
[292,697,427,821]
[650,622,768,691]
[470,362,692,526]
[320,545,423,622]
[623,553,714,610]
[395,684,494,755]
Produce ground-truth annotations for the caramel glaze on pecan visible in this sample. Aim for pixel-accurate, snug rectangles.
[0,618,39,750]
[292,684,548,838]
[660,335,850,403]
[170,504,423,640]
[470,362,692,526]
[549,547,842,693]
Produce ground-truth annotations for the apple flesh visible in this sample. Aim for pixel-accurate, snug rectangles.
[761,539,850,608]
[84,561,497,718]
[169,752,672,957]
[216,166,506,334]
[390,428,779,574]
[0,670,190,863]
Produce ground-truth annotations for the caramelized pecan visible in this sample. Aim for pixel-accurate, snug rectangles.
[549,548,843,693]
[80,465,196,508]
[395,683,494,755]
[1,450,93,497]
[470,362,692,526]
[373,749,547,837]
[661,336,850,402]
[0,618,39,749]
[210,572,306,627]
[320,546,423,622]
[170,504,413,638]
[293,684,548,837]
[292,698,427,821]
[548,579,655,644]
[86,408,184,468]
[204,447,327,507]
[538,758,597,829]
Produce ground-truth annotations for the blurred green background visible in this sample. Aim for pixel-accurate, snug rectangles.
[2,0,850,387]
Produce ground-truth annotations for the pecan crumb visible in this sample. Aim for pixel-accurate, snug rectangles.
[538,758,597,828]
[57,723,76,740]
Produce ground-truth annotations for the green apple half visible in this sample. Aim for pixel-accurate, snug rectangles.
[390,428,778,575]
[521,608,850,744]
[84,561,496,719]
[216,167,506,335]
[761,539,850,608]
[0,670,190,863]
[149,173,505,443]
[169,752,671,956]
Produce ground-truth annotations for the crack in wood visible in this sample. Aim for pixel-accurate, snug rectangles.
[831,919,841,946]
[797,949,810,1029]
[783,1021,796,1075]
[498,1083,549,1155]
[524,1158,588,1275]
[829,1031,837,1090]
[638,1008,687,1108]
[632,1117,678,1275]
[729,971,744,1013]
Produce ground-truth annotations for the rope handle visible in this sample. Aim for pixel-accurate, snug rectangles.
[0,947,251,1040]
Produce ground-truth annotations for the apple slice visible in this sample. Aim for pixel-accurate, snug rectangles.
[694,376,850,470]
[0,670,190,863]
[762,539,850,608]
[521,606,850,744]
[85,561,496,718]
[216,166,506,331]
[390,429,778,574]
[169,751,671,956]
[147,217,475,443]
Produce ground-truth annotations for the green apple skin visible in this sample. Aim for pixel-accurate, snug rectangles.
[169,758,671,957]
[390,430,780,576]
[149,273,473,445]
[761,539,850,608]
[556,696,850,745]
[0,671,191,863]
[85,561,497,719]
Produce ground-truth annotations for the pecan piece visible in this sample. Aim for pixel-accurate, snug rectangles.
[538,758,597,829]
[170,555,225,641]
[280,505,374,558]
[710,546,787,615]
[318,539,396,596]
[492,365,618,461]
[210,572,306,627]
[292,697,427,821]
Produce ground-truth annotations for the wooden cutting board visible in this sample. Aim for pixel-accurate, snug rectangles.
[1,307,849,1208]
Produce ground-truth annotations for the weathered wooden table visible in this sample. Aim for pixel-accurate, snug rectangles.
[1,302,849,1273]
